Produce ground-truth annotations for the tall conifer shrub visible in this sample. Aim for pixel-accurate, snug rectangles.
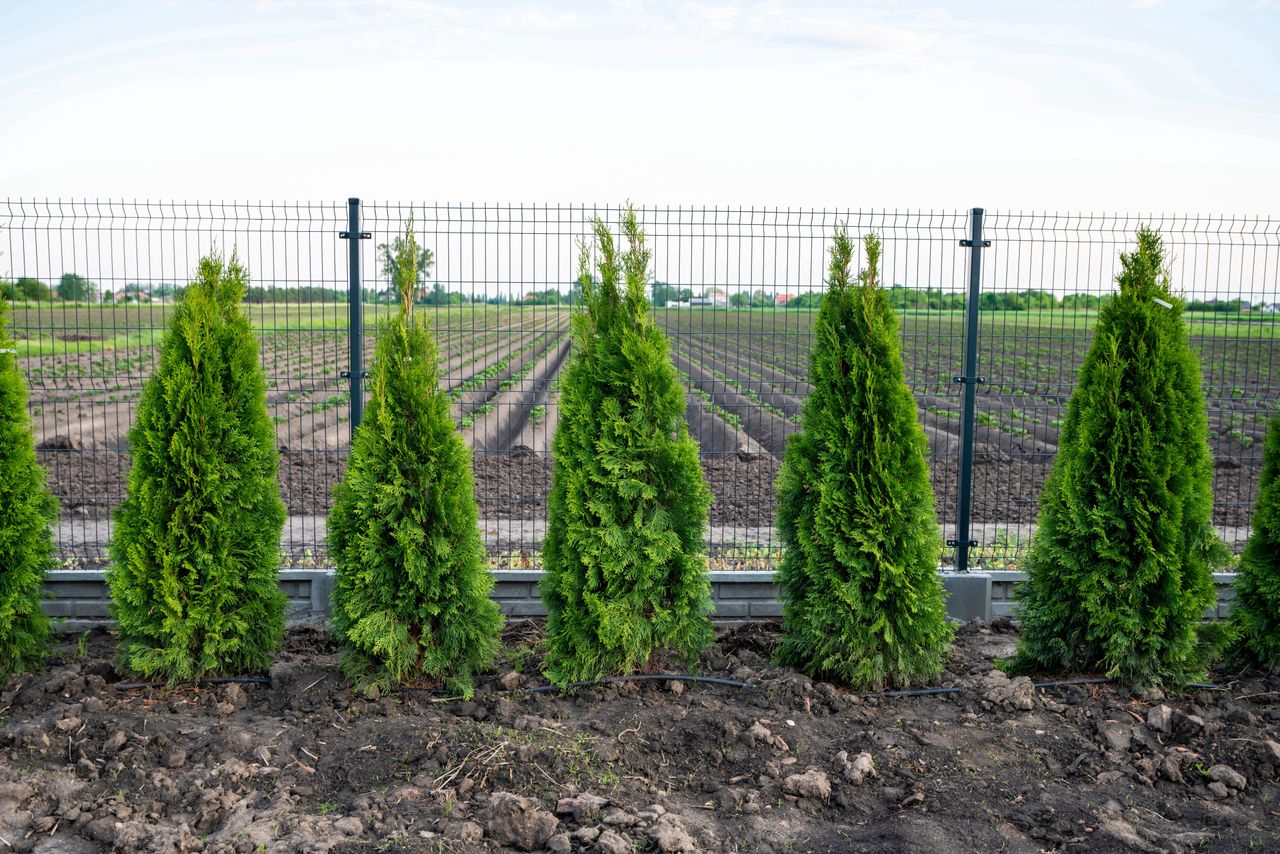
[108,253,285,680]
[1231,414,1280,667]
[328,221,501,696]
[774,229,952,689]
[0,300,58,677]
[1007,227,1225,686]
[540,207,713,684]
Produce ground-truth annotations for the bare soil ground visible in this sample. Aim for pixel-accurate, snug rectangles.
[38,444,1261,532]
[2,623,1278,853]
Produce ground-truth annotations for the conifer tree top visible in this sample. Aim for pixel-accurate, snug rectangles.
[575,206,652,346]
[395,218,421,319]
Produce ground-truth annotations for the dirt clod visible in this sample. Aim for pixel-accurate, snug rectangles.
[594,829,634,854]
[485,791,559,851]
[556,792,609,823]
[1207,764,1247,791]
[980,669,1036,710]
[648,812,696,852]
[837,750,877,785]
[782,767,831,800]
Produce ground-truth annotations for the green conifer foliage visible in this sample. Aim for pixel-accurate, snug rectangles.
[0,300,58,677]
[107,253,285,680]
[1007,227,1225,686]
[540,207,714,684]
[328,221,501,697]
[1231,415,1280,667]
[774,230,952,689]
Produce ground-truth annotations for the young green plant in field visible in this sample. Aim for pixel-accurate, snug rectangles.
[1230,414,1280,668]
[540,206,714,684]
[1006,227,1227,687]
[107,252,286,680]
[774,230,952,690]
[328,220,501,697]
[0,300,59,676]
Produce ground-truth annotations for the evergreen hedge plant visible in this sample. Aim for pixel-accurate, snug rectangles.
[1231,414,1280,668]
[774,229,952,689]
[328,221,501,696]
[1006,227,1226,687]
[107,253,286,680]
[540,207,714,684]
[0,300,58,677]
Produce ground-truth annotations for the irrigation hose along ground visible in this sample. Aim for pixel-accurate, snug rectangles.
[112,675,272,691]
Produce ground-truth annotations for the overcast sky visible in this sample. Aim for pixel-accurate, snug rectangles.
[2,0,1278,213]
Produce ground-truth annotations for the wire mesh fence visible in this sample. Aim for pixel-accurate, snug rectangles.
[3,199,1276,573]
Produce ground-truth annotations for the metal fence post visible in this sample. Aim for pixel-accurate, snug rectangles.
[950,208,989,572]
[340,197,370,441]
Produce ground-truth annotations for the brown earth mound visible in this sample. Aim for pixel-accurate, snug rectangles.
[2,623,1277,852]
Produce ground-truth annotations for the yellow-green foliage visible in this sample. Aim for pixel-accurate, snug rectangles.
[774,230,952,689]
[540,207,714,684]
[328,220,502,697]
[1007,228,1226,687]
[1231,415,1280,667]
[0,300,58,676]
[107,253,285,680]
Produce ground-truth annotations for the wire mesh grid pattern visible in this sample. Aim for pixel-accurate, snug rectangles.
[3,200,1276,573]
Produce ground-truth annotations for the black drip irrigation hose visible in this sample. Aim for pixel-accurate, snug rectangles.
[526,674,756,693]
[393,673,758,697]
[859,677,1223,700]
[113,675,271,691]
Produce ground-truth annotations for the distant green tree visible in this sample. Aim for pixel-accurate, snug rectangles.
[378,234,433,301]
[1006,227,1226,687]
[1231,415,1280,668]
[729,292,751,308]
[57,273,96,302]
[329,221,501,696]
[775,229,952,689]
[540,206,714,684]
[107,252,285,680]
[0,300,58,677]
[16,278,51,301]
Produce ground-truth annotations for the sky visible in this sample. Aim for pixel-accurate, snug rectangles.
[1,0,1278,213]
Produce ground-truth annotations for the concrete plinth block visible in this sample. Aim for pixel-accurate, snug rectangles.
[941,572,992,622]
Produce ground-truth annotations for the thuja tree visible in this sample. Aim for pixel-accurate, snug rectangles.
[107,253,285,680]
[0,300,58,677]
[1231,414,1280,667]
[774,229,952,689]
[328,221,501,696]
[541,207,713,684]
[1007,227,1225,687]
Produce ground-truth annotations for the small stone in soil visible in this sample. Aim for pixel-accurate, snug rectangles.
[1146,704,1173,734]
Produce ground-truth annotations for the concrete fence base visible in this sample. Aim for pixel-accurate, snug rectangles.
[40,569,1238,634]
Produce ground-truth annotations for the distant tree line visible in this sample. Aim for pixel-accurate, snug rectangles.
[2,273,1264,314]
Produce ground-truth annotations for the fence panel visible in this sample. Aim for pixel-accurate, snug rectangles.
[3,200,1275,573]
[974,212,1280,569]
